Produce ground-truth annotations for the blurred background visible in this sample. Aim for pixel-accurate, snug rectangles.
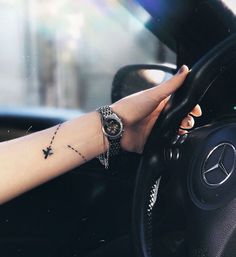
[0,0,175,111]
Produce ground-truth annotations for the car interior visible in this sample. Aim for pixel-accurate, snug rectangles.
[1,1,236,257]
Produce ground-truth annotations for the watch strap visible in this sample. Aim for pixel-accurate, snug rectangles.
[109,137,121,156]
[97,105,113,117]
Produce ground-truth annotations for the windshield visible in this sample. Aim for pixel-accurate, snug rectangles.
[0,0,175,111]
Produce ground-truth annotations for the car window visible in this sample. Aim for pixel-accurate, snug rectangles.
[0,0,175,112]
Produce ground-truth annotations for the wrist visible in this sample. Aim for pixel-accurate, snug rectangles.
[68,111,109,160]
[93,111,110,154]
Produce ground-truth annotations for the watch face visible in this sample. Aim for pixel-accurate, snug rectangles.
[104,117,122,138]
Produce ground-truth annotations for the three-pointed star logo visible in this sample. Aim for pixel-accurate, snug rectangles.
[202,143,236,187]
[43,146,53,159]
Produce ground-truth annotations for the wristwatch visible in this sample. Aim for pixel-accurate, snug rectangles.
[97,105,124,157]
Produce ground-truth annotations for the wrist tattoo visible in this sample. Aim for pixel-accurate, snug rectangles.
[67,145,87,163]
[42,124,61,159]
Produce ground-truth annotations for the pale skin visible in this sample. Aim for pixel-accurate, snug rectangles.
[0,65,201,204]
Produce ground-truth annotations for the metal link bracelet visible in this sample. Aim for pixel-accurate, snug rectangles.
[96,105,124,169]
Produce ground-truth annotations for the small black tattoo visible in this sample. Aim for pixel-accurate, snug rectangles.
[50,124,61,145]
[43,124,61,159]
[43,146,53,159]
[67,145,87,163]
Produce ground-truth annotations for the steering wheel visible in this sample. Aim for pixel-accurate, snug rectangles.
[132,33,236,257]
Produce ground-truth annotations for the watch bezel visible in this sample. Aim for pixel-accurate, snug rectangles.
[102,114,123,139]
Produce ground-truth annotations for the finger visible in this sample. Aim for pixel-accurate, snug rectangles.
[180,115,195,129]
[178,129,188,135]
[151,65,189,102]
[190,104,202,117]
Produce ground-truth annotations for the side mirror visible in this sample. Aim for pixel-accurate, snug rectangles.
[111,64,175,103]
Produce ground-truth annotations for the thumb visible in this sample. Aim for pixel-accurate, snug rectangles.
[150,65,189,102]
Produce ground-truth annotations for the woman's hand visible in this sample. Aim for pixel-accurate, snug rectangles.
[111,65,202,153]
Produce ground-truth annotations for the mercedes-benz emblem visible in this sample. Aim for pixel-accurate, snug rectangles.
[202,142,236,187]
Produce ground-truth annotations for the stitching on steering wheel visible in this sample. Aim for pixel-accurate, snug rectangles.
[146,178,161,256]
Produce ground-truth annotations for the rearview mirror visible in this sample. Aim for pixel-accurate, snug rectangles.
[111,64,176,103]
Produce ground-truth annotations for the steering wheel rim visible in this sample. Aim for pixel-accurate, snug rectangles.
[132,33,236,257]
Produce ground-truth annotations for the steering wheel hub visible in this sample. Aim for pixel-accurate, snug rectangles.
[187,121,236,210]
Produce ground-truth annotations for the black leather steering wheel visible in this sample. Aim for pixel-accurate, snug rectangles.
[132,33,236,257]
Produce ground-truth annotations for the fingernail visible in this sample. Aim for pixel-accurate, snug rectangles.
[177,65,187,74]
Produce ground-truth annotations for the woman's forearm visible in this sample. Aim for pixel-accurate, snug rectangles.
[0,66,199,205]
[0,111,108,204]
